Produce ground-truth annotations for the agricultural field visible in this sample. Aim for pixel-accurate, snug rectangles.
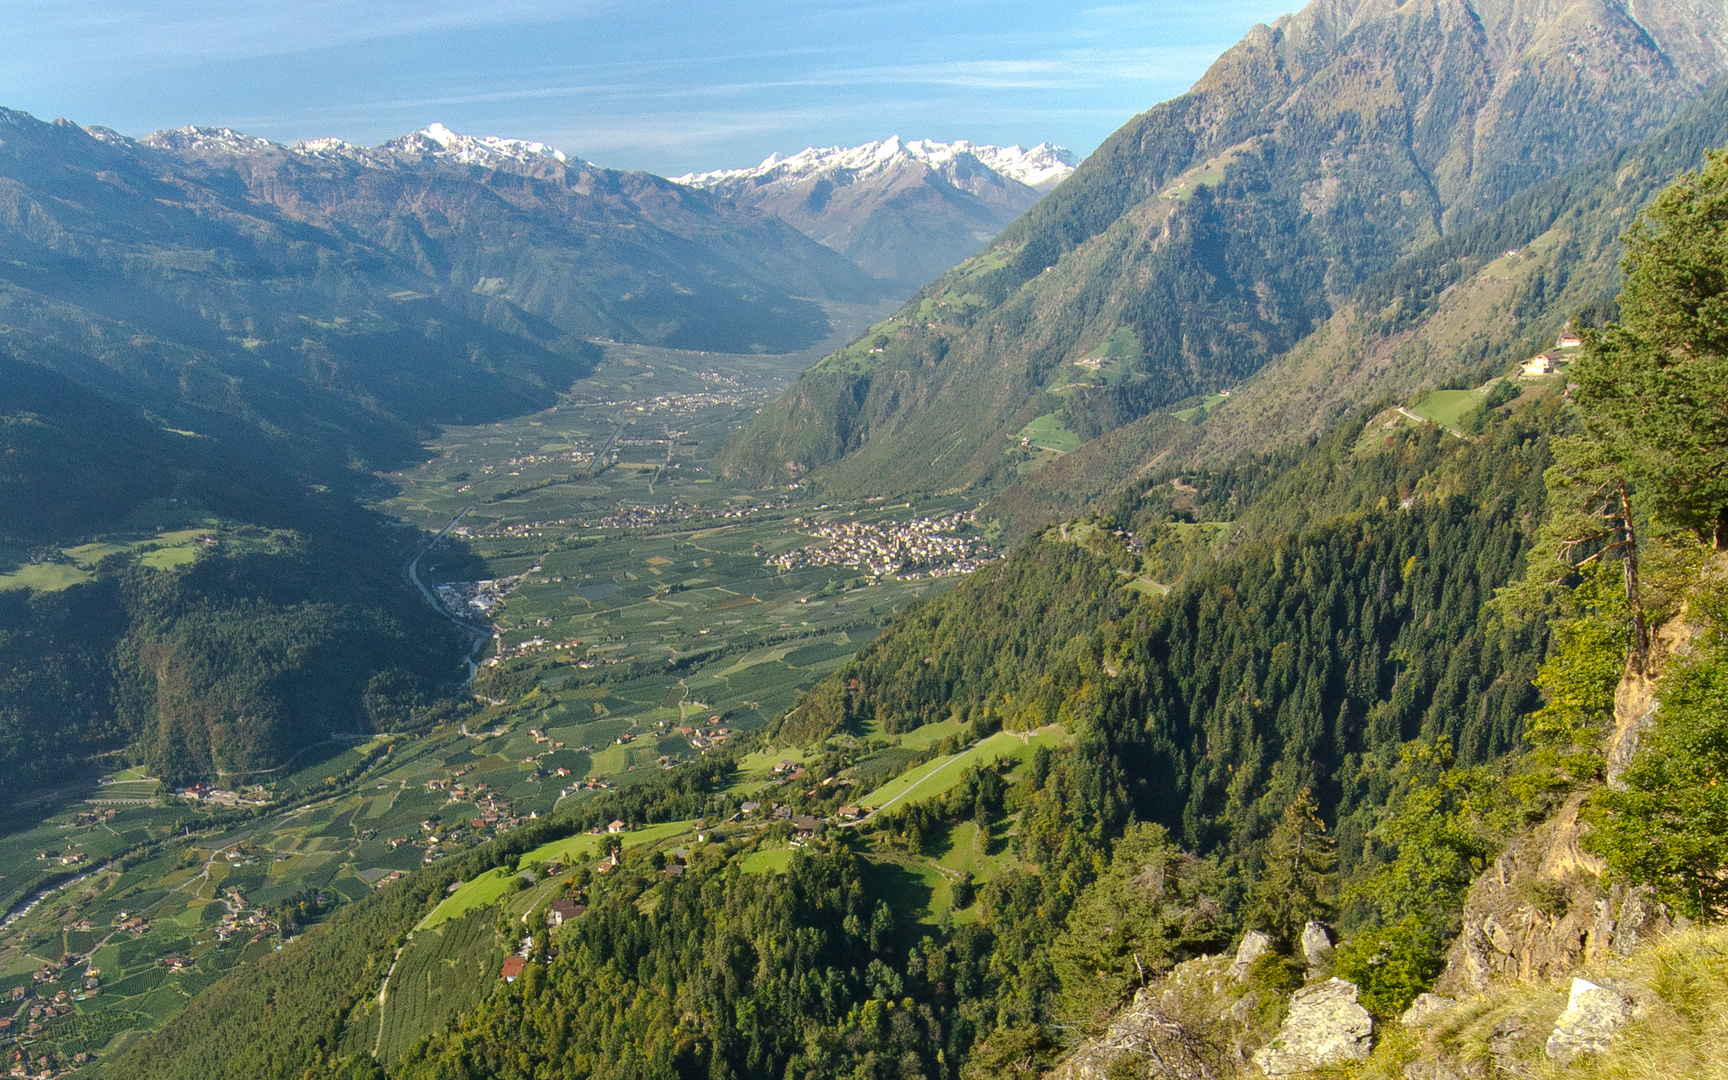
[1408,388,1483,431]
[1014,413,1079,454]
[0,529,229,592]
[375,908,499,1063]
[1,326,1025,1073]
[856,726,1071,813]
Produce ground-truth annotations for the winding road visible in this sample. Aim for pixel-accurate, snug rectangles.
[404,504,493,683]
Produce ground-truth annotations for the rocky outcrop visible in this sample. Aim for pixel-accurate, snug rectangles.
[1607,607,1699,788]
[1227,930,1274,981]
[1300,922,1333,978]
[1047,954,1242,1080]
[1251,978,1373,1076]
[1604,669,1658,789]
[1545,977,1636,1064]
[1399,993,1456,1027]
[1436,791,1679,995]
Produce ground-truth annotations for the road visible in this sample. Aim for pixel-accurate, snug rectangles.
[404,503,492,682]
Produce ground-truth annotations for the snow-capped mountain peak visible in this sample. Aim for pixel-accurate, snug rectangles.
[141,125,279,156]
[380,123,573,167]
[139,122,581,173]
[673,137,1076,192]
[292,136,359,156]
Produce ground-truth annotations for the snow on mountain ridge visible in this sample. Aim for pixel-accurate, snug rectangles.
[672,136,1076,191]
[139,122,581,170]
[140,125,278,156]
[379,122,572,166]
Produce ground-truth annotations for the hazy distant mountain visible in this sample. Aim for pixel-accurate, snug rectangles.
[720,0,1728,496]
[675,137,1076,288]
[138,120,888,353]
[0,112,882,785]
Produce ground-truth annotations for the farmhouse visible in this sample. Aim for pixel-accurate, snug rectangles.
[1521,353,1556,377]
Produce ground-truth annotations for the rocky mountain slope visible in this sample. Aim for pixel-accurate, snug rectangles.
[675,136,1075,289]
[719,0,1728,497]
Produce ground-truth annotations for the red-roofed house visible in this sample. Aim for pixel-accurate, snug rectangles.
[501,956,528,982]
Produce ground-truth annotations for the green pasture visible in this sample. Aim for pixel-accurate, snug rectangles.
[419,868,516,930]
[739,848,795,875]
[1172,393,1229,422]
[858,726,1070,812]
[1016,413,1079,454]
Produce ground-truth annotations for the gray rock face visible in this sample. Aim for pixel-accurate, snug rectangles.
[1228,930,1275,981]
[1546,978,1633,1063]
[1301,922,1334,974]
[1399,992,1457,1027]
[1253,977,1373,1076]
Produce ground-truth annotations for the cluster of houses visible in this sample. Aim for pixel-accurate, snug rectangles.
[717,497,792,520]
[212,887,275,945]
[435,577,519,623]
[481,632,585,667]
[3,970,90,1068]
[765,512,997,580]
[452,517,581,541]
[679,724,730,751]
[594,502,697,530]
[171,783,270,808]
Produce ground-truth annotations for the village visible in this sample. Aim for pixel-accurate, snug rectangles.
[765,512,997,579]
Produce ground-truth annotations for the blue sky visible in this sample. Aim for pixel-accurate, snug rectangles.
[1,0,1296,176]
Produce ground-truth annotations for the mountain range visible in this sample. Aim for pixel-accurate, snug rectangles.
[10,0,1728,1076]
[675,137,1076,288]
[0,109,888,497]
[719,0,1728,504]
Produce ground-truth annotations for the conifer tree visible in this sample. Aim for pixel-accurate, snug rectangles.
[1573,148,1728,549]
[1247,788,1337,949]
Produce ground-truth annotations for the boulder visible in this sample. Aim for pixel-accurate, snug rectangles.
[1227,930,1274,982]
[1545,977,1633,1063]
[1399,993,1456,1027]
[1252,977,1373,1076]
[1301,922,1334,974]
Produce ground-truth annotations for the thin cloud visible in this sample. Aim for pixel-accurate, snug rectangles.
[0,0,597,68]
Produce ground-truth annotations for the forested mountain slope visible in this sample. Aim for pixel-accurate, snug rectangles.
[105,124,1728,1080]
[116,384,1565,1080]
[986,77,1728,531]
[719,0,1728,495]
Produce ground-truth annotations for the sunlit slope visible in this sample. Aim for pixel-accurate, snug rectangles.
[719,0,1728,497]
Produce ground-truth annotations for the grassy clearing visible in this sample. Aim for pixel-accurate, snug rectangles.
[932,821,1017,883]
[1409,388,1483,431]
[859,727,1070,811]
[1172,393,1229,422]
[862,856,951,925]
[0,562,92,592]
[0,528,216,591]
[517,832,605,870]
[1017,413,1080,454]
[419,868,515,930]
[739,849,795,875]
[893,718,967,751]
